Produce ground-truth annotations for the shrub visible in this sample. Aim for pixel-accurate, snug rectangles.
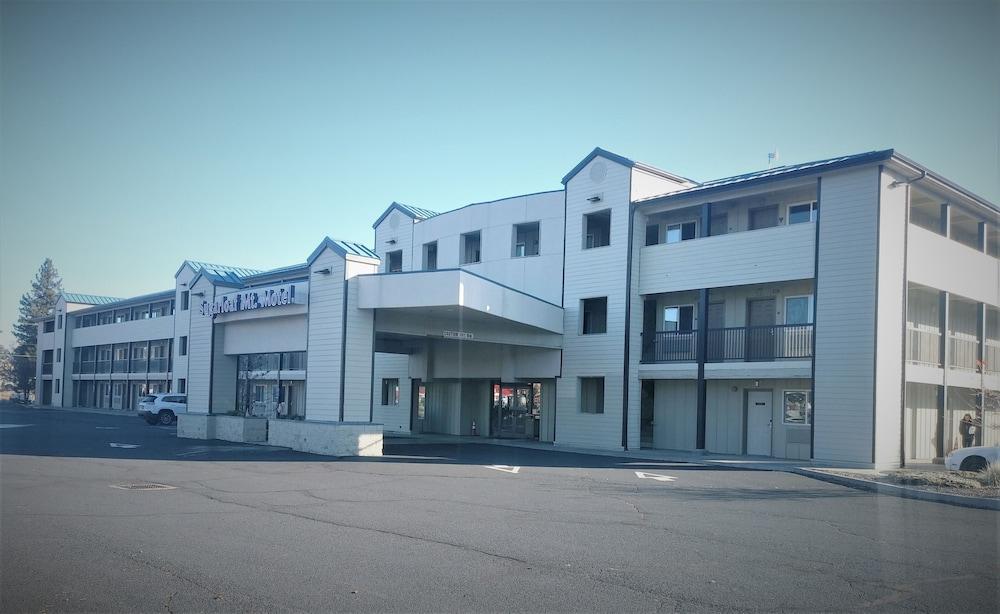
[977,462,1000,488]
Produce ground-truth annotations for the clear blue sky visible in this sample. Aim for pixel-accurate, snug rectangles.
[1,0,997,347]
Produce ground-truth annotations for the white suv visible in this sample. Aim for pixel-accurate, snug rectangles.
[138,393,187,425]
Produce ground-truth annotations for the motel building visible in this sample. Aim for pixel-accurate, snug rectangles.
[35,148,1000,466]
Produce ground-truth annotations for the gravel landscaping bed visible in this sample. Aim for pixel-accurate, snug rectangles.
[819,468,1000,499]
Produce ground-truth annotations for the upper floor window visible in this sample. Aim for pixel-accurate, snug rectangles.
[43,319,55,333]
[57,314,63,330]
[583,210,611,249]
[645,224,659,246]
[784,296,814,325]
[513,222,540,257]
[787,202,817,225]
[131,305,150,320]
[114,309,129,323]
[97,311,113,325]
[664,305,694,332]
[423,242,438,271]
[178,336,188,356]
[665,221,697,244]
[150,301,171,318]
[386,250,403,273]
[461,231,481,265]
[748,205,779,230]
[581,297,608,335]
[181,291,190,311]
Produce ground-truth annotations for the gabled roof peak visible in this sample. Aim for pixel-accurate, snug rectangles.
[306,237,380,266]
[562,147,696,186]
[372,202,440,229]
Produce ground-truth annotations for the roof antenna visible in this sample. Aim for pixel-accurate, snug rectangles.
[767,149,779,169]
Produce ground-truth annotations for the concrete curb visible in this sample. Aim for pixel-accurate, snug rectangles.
[795,468,1000,511]
[28,405,140,419]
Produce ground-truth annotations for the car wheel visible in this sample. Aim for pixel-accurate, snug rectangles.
[158,410,175,426]
[959,456,988,472]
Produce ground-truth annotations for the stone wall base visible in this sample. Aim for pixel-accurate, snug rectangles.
[267,420,383,457]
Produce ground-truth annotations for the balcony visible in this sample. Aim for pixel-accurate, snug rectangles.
[80,361,95,374]
[906,327,941,366]
[641,324,814,363]
[96,360,111,374]
[41,362,53,375]
[639,223,815,295]
[949,335,978,371]
[129,359,148,373]
[112,359,128,373]
[148,358,170,373]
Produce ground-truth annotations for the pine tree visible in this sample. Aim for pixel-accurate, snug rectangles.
[13,258,63,350]
[9,259,63,398]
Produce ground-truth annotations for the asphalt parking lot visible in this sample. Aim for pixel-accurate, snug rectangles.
[1,402,998,612]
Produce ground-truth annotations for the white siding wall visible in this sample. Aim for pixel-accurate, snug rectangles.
[173,265,196,393]
[185,276,216,414]
[305,250,346,421]
[908,225,1000,308]
[373,353,411,432]
[813,166,880,465]
[630,168,690,201]
[557,157,631,450]
[639,223,815,294]
[904,382,938,461]
[873,169,908,467]
[375,209,414,274]
[406,191,565,305]
[342,273,375,422]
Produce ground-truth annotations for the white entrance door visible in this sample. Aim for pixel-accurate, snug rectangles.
[746,391,773,456]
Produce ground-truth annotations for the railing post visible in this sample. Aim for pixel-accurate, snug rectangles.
[937,290,949,459]
[696,288,709,450]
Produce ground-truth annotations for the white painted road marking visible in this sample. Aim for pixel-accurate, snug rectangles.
[634,471,676,482]
[109,443,140,449]
[486,465,520,474]
[0,424,33,429]
[95,426,119,430]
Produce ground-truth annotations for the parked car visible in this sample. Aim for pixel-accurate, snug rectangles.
[138,393,187,425]
[944,445,1000,472]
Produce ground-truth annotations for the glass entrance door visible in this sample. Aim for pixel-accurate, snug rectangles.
[497,384,534,439]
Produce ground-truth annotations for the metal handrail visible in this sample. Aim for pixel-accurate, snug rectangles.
[641,324,814,363]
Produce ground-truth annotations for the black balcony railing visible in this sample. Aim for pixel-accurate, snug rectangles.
[642,324,814,363]
[81,361,96,374]
[96,360,111,374]
[129,359,148,373]
[112,359,128,373]
[42,362,53,375]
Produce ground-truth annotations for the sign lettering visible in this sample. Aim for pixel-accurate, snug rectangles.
[200,284,299,318]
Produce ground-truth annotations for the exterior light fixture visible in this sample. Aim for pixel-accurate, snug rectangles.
[191,291,205,297]
[314,268,332,275]
[387,239,397,245]
[587,195,602,203]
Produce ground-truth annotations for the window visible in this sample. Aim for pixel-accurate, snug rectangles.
[710,212,729,236]
[176,336,187,356]
[788,202,817,225]
[583,210,611,249]
[181,291,190,311]
[381,378,400,405]
[665,221,697,244]
[423,241,438,271]
[150,301,170,318]
[784,296,813,325]
[461,231,481,264]
[580,377,604,414]
[54,379,60,394]
[42,349,53,364]
[56,348,62,363]
[513,222,540,257]
[114,309,129,323]
[131,305,150,320]
[749,205,780,230]
[663,305,695,332]
[281,351,307,370]
[386,250,403,273]
[645,224,659,246]
[783,390,812,425]
[43,319,55,333]
[97,311,113,325]
[177,378,187,394]
[57,314,63,330]
[581,297,608,335]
